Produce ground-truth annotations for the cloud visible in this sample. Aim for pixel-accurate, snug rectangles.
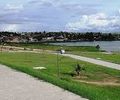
[0,0,101,32]
[4,4,24,12]
[0,22,44,32]
[0,0,119,32]
[28,0,59,7]
[1,24,19,32]
[118,9,120,14]
[0,15,38,25]
[66,13,120,32]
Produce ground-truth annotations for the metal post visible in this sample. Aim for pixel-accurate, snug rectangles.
[56,49,65,78]
[57,51,60,78]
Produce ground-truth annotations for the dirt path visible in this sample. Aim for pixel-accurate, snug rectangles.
[0,64,88,100]
[76,80,120,86]
[62,54,120,70]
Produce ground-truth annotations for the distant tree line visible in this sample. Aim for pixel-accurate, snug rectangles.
[0,31,120,43]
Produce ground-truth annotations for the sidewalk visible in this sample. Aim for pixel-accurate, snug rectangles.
[0,64,88,100]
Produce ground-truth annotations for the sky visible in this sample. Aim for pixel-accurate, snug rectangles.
[0,0,120,32]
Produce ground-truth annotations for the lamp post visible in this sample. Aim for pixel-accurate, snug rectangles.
[57,48,65,78]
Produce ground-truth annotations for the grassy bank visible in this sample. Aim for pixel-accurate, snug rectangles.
[0,52,120,100]
[5,42,120,64]
[6,42,100,52]
[71,51,120,64]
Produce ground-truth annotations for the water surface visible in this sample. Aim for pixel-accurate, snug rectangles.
[50,41,120,52]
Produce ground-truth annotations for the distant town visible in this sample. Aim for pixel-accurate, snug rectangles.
[0,31,120,43]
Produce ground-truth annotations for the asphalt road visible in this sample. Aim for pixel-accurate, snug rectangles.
[0,64,88,100]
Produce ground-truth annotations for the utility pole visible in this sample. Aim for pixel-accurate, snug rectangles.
[57,51,60,77]
[56,48,65,78]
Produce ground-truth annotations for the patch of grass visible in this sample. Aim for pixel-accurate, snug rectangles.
[71,51,120,64]
[6,42,120,64]
[6,42,100,52]
[5,42,120,64]
[0,52,120,100]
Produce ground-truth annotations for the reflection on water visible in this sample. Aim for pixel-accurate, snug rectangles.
[51,41,120,52]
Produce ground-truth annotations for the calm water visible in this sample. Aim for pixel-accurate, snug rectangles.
[51,41,120,52]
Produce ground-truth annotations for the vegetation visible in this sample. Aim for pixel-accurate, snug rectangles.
[0,52,120,100]
[6,42,120,64]
[71,51,120,64]
[6,42,100,52]
[0,31,120,43]
[5,42,120,64]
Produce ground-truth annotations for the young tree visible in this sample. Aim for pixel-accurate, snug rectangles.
[96,45,100,50]
[75,64,81,76]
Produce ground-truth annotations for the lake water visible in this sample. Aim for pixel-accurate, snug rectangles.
[50,41,120,52]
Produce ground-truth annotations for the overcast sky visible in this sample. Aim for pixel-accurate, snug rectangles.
[0,0,120,32]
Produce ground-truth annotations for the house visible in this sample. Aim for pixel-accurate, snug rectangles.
[54,35,68,41]
[9,36,20,43]
[42,36,54,42]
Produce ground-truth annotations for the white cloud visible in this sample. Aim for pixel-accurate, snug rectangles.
[0,0,120,32]
[66,13,120,32]
[2,24,19,32]
[28,0,59,7]
[4,4,24,12]
[118,9,120,14]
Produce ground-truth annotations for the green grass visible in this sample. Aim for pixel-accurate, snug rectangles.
[6,42,100,52]
[6,42,120,64]
[71,51,120,64]
[0,52,120,100]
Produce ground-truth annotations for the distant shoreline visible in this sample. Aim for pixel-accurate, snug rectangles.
[44,40,120,43]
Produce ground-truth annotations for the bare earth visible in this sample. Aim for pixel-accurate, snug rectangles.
[0,64,88,100]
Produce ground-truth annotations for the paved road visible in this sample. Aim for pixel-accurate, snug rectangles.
[0,65,88,100]
[62,54,120,70]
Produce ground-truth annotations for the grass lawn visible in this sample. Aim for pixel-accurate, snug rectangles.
[6,42,99,52]
[0,52,120,100]
[6,42,120,64]
[70,51,120,64]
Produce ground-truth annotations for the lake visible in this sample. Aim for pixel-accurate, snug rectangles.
[50,41,120,52]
